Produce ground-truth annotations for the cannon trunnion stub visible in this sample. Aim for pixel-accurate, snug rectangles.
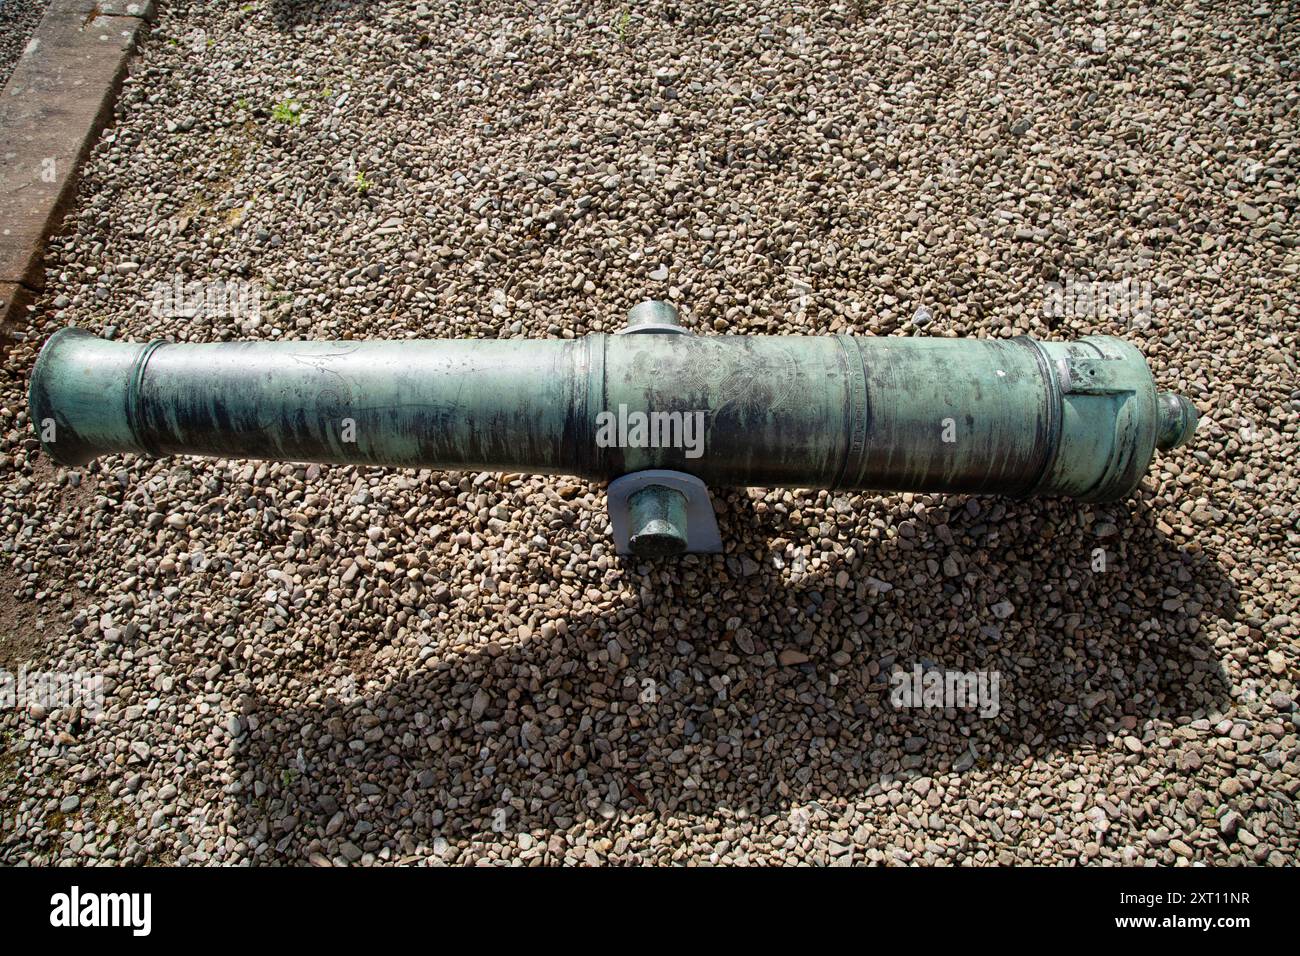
[29,301,1197,557]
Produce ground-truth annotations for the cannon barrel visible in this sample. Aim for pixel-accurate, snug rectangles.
[29,314,1196,507]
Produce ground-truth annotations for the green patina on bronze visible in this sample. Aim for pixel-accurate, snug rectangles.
[28,322,1197,503]
[626,484,690,557]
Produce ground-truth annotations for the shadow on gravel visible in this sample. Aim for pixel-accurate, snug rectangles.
[230,494,1235,862]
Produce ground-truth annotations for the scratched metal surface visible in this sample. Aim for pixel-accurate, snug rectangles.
[29,327,1193,502]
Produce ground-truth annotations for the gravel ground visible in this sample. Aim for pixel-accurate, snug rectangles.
[0,0,48,88]
[0,1,1296,866]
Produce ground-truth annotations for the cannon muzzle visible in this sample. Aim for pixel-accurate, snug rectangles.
[29,303,1197,554]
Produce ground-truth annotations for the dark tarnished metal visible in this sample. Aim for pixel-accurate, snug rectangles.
[605,469,722,556]
[626,484,689,557]
[29,305,1198,511]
